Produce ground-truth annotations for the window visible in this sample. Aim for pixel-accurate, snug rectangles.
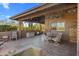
[50,22,65,31]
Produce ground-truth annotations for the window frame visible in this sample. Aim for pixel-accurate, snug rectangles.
[50,22,65,31]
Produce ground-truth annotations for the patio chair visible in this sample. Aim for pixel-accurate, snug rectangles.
[46,30,51,36]
[11,31,17,40]
[51,30,58,36]
[47,30,58,42]
[51,32,62,46]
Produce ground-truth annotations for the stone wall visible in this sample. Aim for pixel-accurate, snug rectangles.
[45,9,77,43]
[0,31,12,41]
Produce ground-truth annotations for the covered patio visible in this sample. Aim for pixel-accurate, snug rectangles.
[10,3,77,43]
[0,3,76,56]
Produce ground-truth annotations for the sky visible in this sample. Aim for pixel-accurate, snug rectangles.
[0,3,40,21]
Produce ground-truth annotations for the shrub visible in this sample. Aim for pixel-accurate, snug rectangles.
[0,25,17,32]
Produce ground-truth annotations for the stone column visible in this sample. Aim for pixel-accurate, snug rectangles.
[44,15,51,32]
[18,21,23,39]
[29,22,33,31]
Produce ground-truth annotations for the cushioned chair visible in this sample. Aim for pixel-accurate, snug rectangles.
[47,30,58,41]
[51,32,62,45]
[11,31,17,40]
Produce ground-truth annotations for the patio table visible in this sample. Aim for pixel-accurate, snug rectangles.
[2,36,9,41]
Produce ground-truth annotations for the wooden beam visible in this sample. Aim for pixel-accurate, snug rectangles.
[17,4,77,21]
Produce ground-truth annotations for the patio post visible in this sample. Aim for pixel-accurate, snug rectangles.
[28,22,33,31]
[18,21,23,39]
[44,15,51,32]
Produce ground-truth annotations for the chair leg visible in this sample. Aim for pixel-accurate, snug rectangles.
[16,37,17,40]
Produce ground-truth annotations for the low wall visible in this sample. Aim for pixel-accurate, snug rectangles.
[0,31,12,41]
[0,30,42,41]
[18,30,43,39]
